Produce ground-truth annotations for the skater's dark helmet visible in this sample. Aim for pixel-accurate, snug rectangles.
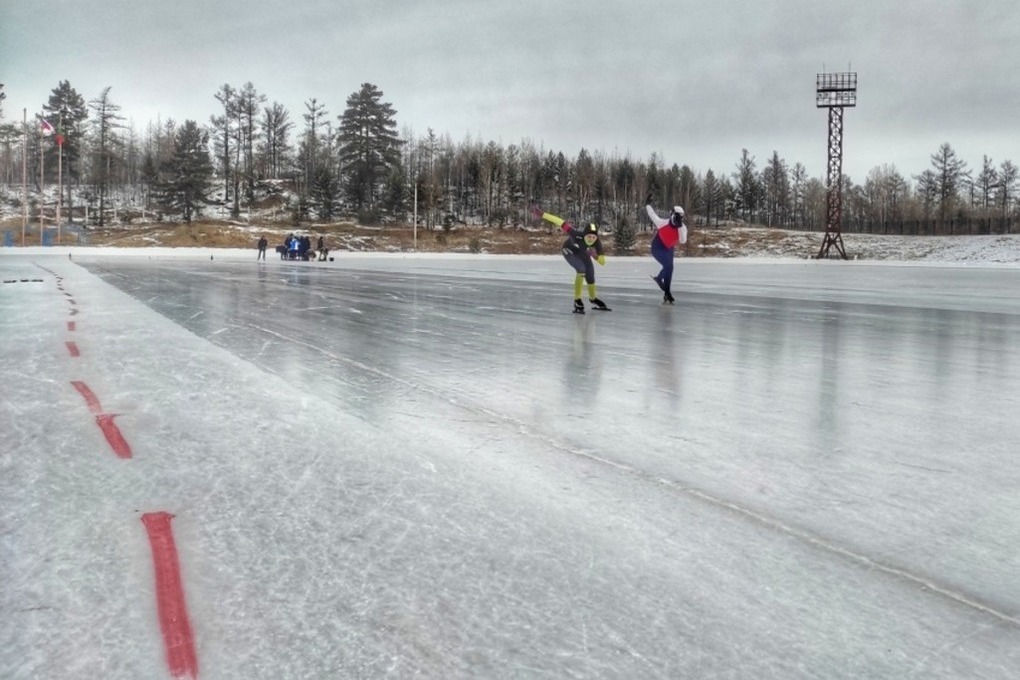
[583,223,599,245]
[585,223,598,234]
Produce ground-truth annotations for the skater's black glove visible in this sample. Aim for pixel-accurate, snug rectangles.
[645,193,653,206]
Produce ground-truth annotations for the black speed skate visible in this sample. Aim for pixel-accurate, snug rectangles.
[573,299,585,314]
[590,298,611,311]
[662,292,675,305]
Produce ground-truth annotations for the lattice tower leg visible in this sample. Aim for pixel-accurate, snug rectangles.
[818,106,848,259]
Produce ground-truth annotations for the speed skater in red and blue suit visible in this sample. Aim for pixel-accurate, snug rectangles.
[644,194,688,304]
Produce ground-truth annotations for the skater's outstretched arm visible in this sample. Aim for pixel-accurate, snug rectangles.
[531,206,573,232]
[644,195,670,229]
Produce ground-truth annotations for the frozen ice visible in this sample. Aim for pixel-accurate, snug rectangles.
[2,249,1020,679]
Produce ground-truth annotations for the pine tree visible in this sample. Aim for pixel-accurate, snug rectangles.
[974,156,998,212]
[88,86,124,226]
[260,102,292,180]
[914,169,938,219]
[703,169,721,226]
[299,98,329,195]
[614,213,636,255]
[43,81,88,218]
[762,152,790,227]
[929,143,969,221]
[235,82,266,204]
[158,120,213,223]
[678,165,700,221]
[338,83,402,212]
[309,165,340,220]
[212,84,236,206]
[999,160,1018,218]
[733,149,759,223]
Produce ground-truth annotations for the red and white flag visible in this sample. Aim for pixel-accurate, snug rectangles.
[40,118,55,136]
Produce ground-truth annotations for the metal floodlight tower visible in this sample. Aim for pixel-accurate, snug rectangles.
[815,72,857,259]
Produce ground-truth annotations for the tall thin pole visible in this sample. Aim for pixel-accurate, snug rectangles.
[57,113,63,244]
[39,120,44,243]
[815,72,856,260]
[21,109,27,246]
[817,106,847,259]
[413,182,418,250]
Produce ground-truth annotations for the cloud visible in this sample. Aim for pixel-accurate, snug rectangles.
[2,0,1018,182]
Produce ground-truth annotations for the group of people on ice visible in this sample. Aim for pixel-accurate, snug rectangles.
[257,234,330,261]
[533,194,689,313]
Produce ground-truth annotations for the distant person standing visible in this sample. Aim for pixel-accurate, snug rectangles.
[257,235,268,260]
[532,206,611,314]
[645,195,688,305]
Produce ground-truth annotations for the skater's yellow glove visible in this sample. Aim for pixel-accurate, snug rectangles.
[542,212,565,228]
[597,254,606,266]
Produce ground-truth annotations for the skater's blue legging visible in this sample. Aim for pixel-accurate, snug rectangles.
[651,235,675,292]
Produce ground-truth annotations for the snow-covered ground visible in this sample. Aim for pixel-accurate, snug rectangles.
[821,232,1020,263]
[691,229,1020,264]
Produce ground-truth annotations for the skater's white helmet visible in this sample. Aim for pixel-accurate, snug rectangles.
[670,206,685,227]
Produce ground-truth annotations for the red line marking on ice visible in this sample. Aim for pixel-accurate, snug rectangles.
[142,513,199,680]
[66,341,80,357]
[71,380,102,414]
[69,381,133,458]
[67,321,76,331]
[95,414,132,458]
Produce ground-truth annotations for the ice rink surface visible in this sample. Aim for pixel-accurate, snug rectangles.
[3,250,1020,679]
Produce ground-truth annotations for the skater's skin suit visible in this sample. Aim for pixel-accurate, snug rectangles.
[559,221,605,287]
[535,208,606,303]
[645,201,688,300]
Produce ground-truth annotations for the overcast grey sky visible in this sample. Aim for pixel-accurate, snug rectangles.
[3,0,1019,182]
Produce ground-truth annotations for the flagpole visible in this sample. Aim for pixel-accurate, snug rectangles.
[22,109,27,246]
[57,114,63,244]
[39,120,45,244]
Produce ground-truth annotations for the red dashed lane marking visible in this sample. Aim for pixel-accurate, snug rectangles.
[69,380,133,459]
[95,414,132,459]
[142,513,199,680]
[58,271,197,677]
[70,380,102,414]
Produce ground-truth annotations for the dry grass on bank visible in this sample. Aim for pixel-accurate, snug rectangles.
[0,216,825,259]
[0,218,585,254]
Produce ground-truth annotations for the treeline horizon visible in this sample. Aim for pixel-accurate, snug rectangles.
[0,80,1017,235]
